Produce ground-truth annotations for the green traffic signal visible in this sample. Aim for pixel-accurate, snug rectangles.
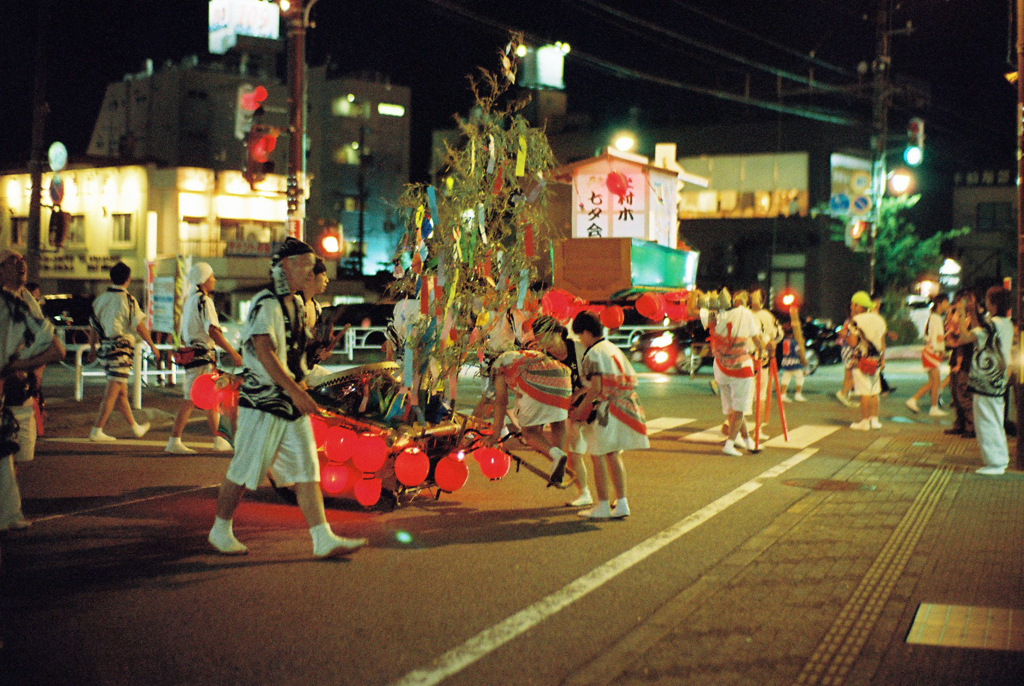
[904,145,923,166]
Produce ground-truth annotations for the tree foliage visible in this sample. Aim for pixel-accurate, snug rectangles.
[872,194,969,291]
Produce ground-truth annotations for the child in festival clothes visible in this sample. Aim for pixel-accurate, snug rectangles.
[778,321,807,402]
[481,347,573,486]
[570,311,649,519]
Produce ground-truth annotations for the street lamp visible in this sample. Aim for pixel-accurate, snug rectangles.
[887,168,913,195]
[613,132,636,152]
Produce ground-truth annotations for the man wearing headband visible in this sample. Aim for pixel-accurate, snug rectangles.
[88,262,161,442]
[209,238,365,558]
[303,258,347,386]
[166,262,243,454]
[0,248,65,531]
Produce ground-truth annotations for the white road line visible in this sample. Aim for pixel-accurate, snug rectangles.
[29,484,221,524]
[646,417,695,435]
[762,424,840,449]
[41,437,223,450]
[389,448,819,686]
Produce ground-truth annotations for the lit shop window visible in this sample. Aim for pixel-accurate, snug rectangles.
[377,103,405,117]
[11,217,28,245]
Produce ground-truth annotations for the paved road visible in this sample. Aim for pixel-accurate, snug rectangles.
[1,360,1021,685]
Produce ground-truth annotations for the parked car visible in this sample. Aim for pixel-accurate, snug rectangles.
[629,313,841,375]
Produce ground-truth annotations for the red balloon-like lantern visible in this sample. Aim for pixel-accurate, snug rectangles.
[394,447,430,487]
[190,373,219,411]
[601,305,625,330]
[473,447,511,480]
[352,433,388,474]
[324,426,355,463]
[635,293,665,320]
[321,463,353,496]
[606,171,628,198]
[217,380,239,412]
[434,453,469,493]
[353,477,383,507]
[541,290,570,320]
[310,416,329,449]
[665,303,686,322]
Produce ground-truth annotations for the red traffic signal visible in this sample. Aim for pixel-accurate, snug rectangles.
[240,85,268,111]
[244,127,278,188]
[319,227,343,257]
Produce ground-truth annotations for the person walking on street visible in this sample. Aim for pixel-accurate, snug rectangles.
[847,291,887,430]
[749,287,781,438]
[208,238,365,558]
[303,258,348,387]
[906,294,950,417]
[778,320,807,402]
[87,262,160,442]
[689,289,764,456]
[835,307,857,408]
[166,263,243,454]
[570,311,648,519]
[945,289,977,437]
[958,286,1013,475]
[1,253,64,531]
[532,315,593,507]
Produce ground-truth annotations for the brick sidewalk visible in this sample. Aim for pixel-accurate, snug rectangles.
[567,427,1024,686]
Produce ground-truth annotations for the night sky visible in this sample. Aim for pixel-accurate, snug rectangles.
[1,0,1016,181]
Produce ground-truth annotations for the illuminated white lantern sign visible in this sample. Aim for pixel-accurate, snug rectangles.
[209,0,281,55]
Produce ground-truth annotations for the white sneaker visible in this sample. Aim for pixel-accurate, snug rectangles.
[208,528,248,555]
[781,394,791,403]
[131,422,151,438]
[723,440,743,456]
[581,501,612,519]
[213,436,233,452]
[850,419,872,431]
[89,427,117,442]
[835,391,855,408]
[870,417,882,430]
[928,406,948,417]
[567,491,594,508]
[794,392,807,402]
[975,466,1006,476]
[905,398,921,414]
[314,535,367,558]
[165,438,196,454]
[744,436,759,452]
[610,500,630,519]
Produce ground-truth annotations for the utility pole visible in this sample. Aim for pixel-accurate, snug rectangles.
[868,0,891,296]
[1015,0,1023,469]
[26,0,54,282]
[283,0,320,242]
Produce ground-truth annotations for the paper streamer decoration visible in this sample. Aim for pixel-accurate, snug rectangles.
[414,206,425,231]
[437,250,446,286]
[426,186,439,228]
[403,347,414,388]
[448,371,458,402]
[524,223,534,257]
[492,163,504,195]
[487,135,496,174]
[515,135,527,176]
[420,277,429,314]
[453,227,464,262]
[516,268,529,309]
[471,139,476,176]
[476,203,488,244]
[526,176,545,204]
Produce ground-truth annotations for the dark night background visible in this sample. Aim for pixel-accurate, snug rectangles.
[0,0,1017,182]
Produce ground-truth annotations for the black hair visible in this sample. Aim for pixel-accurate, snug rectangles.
[109,262,131,285]
[986,286,1012,317]
[571,311,603,338]
[25,281,40,293]
[930,293,949,308]
[312,258,327,275]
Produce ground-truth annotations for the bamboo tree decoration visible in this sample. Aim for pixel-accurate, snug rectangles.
[389,34,557,401]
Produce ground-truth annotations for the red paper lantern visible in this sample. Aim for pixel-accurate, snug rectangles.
[394,447,430,487]
[354,476,383,507]
[473,447,511,480]
[310,416,329,448]
[217,382,239,412]
[541,290,570,320]
[352,433,388,474]
[601,305,625,330]
[606,171,628,198]
[190,373,219,411]
[324,426,355,463]
[321,463,353,496]
[665,303,686,322]
[434,455,469,492]
[635,293,665,320]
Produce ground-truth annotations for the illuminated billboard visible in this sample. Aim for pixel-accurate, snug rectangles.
[209,0,280,55]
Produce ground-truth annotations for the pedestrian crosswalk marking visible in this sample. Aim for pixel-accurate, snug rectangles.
[679,428,727,444]
[646,417,695,435]
[762,424,839,449]
[41,437,223,450]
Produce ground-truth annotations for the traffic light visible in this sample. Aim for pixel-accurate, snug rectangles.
[244,126,277,189]
[235,84,267,141]
[904,118,924,166]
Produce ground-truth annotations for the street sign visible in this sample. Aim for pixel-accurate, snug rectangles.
[851,171,871,194]
[49,174,64,205]
[829,193,850,215]
[851,195,872,216]
[47,141,67,172]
